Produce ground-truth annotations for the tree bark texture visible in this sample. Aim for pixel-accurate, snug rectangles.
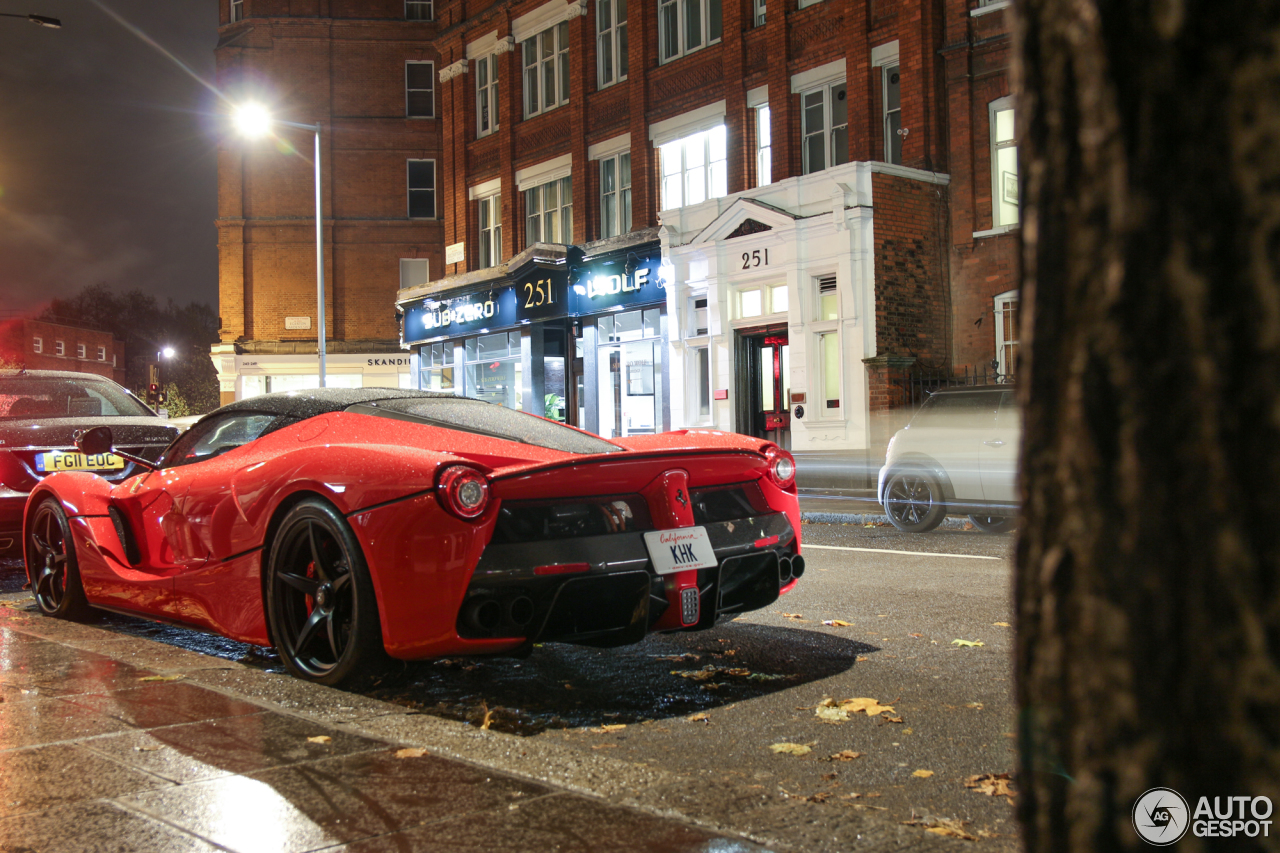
[1014,1,1280,850]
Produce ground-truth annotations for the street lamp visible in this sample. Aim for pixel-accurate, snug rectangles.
[232,102,327,387]
[0,13,61,27]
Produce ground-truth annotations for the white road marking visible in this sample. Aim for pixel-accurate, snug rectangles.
[802,543,1004,561]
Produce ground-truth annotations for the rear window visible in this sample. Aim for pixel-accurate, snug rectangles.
[909,391,1002,429]
[0,377,153,420]
[348,397,623,455]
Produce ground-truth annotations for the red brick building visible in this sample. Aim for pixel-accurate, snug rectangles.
[213,0,443,403]
[213,0,1017,457]
[0,319,127,384]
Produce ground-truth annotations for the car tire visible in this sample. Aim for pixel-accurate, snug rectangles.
[265,499,389,687]
[968,514,1015,534]
[882,470,947,533]
[26,497,94,621]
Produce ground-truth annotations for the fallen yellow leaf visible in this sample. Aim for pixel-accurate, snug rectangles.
[951,639,985,647]
[826,750,864,761]
[839,697,896,716]
[395,747,428,758]
[855,655,870,662]
[307,735,332,744]
[769,742,812,756]
[815,705,850,723]
[912,769,934,778]
[782,613,804,619]
[687,712,711,723]
[993,621,1012,627]
[966,702,984,710]
[593,723,626,733]
[138,675,184,682]
[965,772,1016,797]
[822,619,853,627]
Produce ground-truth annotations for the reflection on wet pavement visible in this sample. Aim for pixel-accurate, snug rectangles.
[0,606,768,853]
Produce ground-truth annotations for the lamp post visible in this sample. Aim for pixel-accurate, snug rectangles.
[232,103,327,387]
[0,13,61,27]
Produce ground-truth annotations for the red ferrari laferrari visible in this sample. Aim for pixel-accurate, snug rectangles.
[24,389,803,686]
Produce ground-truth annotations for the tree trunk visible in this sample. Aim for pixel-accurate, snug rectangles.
[1013,1,1280,850]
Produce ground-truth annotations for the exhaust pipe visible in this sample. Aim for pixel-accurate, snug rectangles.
[505,595,535,627]
[778,555,793,584]
[789,554,806,580]
[463,599,502,632]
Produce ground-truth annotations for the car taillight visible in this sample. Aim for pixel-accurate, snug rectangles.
[436,465,490,519]
[763,445,796,489]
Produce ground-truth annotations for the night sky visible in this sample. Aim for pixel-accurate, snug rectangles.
[0,0,219,315]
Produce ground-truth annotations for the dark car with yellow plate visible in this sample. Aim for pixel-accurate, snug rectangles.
[0,369,179,556]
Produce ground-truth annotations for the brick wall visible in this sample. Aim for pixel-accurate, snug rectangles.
[941,0,1020,372]
[872,171,950,369]
[217,12,442,348]
[0,320,127,383]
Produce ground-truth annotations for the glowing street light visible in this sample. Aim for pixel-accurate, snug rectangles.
[231,102,328,387]
[160,346,175,359]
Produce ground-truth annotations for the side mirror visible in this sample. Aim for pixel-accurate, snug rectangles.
[76,426,114,457]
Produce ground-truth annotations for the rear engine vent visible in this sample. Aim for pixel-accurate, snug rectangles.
[690,481,771,524]
[491,494,653,544]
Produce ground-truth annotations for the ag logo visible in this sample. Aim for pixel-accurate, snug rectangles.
[1133,787,1190,845]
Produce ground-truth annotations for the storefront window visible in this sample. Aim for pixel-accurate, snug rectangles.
[465,331,523,411]
[597,308,663,438]
[419,342,455,391]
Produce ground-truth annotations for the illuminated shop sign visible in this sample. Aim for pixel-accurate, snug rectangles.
[400,248,665,345]
[572,249,664,312]
[402,269,570,344]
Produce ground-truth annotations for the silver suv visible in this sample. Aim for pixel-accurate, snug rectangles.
[877,386,1019,533]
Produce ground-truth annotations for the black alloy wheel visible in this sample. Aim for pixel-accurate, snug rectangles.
[26,497,93,620]
[968,514,1015,534]
[883,470,946,533]
[265,499,387,687]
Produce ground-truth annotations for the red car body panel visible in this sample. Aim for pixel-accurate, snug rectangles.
[26,400,802,663]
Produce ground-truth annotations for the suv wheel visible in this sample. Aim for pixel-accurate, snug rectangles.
[883,470,946,533]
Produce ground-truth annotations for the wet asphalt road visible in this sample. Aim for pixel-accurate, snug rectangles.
[0,521,1019,848]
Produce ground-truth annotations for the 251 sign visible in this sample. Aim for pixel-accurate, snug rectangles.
[741,249,771,270]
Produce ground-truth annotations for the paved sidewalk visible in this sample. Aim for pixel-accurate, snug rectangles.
[0,606,764,853]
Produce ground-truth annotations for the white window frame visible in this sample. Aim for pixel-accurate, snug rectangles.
[55,340,65,356]
[478,194,503,268]
[525,176,573,246]
[687,344,712,424]
[76,343,86,359]
[754,104,771,187]
[97,346,107,361]
[994,289,1019,378]
[658,0,722,64]
[407,159,437,219]
[32,336,42,354]
[405,61,435,119]
[801,81,848,175]
[475,54,499,137]
[597,0,628,88]
[230,0,243,22]
[687,294,709,336]
[658,124,727,211]
[754,0,765,26]
[883,63,902,164]
[406,0,432,20]
[400,258,430,289]
[522,23,569,119]
[816,329,842,418]
[599,152,632,239]
[990,96,1019,228]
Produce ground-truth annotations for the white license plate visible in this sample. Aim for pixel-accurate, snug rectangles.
[36,451,125,473]
[644,527,718,575]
